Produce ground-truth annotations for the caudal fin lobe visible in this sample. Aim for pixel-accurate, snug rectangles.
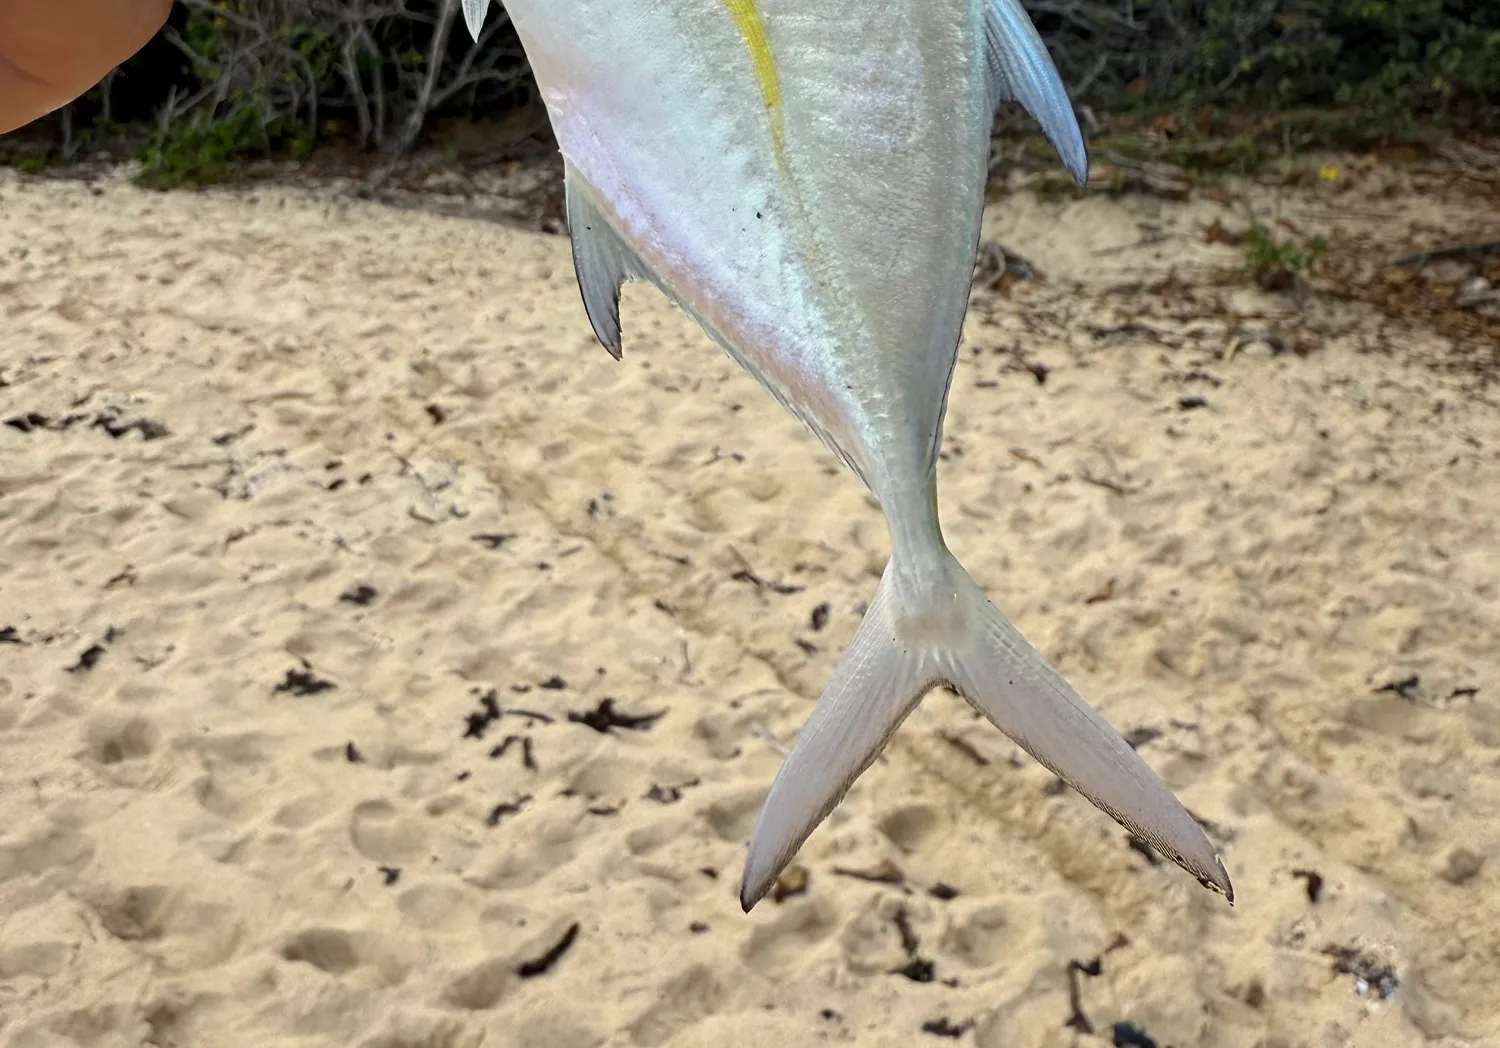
[739,553,1232,911]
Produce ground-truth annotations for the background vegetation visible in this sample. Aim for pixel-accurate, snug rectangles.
[8,0,1498,185]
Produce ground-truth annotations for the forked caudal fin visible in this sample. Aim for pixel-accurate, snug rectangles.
[739,552,1233,910]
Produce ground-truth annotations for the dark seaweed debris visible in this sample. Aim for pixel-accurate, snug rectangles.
[96,409,171,440]
[1066,956,1104,1033]
[567,698,664,734]
[66,628,119,674]
[505,707,554,723]
[730,568,803,595]
[516,922,579,978]
[0,626,19,644]
[465,687,558,739]
[645,779,699,804]
[339,583,379,606]
[378,866,401,885]
[273,668,335,696]
[463,689,503,739]
[5,407,169,440]
[1291,867,1324,903]
[486,794,532,827]
[490,734,537,771]
[1375,674,1421,701]
[1324,944,1400,999]
[890,906,938,983]
[1112,1021,1161,1048]
[939,730,990,766]
[67,644,106,674]
[921,1017,971,1038]
[832,860,904,885]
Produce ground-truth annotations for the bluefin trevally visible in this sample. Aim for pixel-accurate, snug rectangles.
[461,0,1233,910]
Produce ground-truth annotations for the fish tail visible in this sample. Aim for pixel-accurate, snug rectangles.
[739,550,1233,910]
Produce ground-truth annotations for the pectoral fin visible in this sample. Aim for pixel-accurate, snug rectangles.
[564,164,652,360]
[461,0,491,43]
[984,0,1089,185]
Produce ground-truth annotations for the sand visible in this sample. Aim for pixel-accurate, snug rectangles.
[1,158,1497,1048]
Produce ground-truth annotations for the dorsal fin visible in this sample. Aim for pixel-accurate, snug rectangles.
[984,0,1089,185]
[564,163,651,360]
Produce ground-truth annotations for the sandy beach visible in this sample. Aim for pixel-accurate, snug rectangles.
[1,157,1497,1048]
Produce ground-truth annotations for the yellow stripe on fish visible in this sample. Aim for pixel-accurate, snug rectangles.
[717,0,785,166]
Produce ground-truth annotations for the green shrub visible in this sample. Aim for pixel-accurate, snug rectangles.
[1243,221,1329,289]
[9,0,1496,177]
[1039,0,1499,133]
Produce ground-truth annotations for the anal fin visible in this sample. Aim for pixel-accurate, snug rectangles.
[564,164,649,360]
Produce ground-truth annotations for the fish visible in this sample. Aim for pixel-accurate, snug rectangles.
[461,0,1233,911]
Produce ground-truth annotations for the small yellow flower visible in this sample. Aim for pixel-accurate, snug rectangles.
[1319,166,1340,182]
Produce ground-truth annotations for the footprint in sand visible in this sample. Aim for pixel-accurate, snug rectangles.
[81,713,160,765]
[350,799,430,866]
[739,896,839,975]
[273,791,334,830]
[470,817,580,892]
[138,991,231,1048]
[283,931,360,974]
[78,883,247,971]
[191,768,261,820]
[443,956,515,1010]
[564,750,638,801]
[839,894,943,976]
[626,963,727,1046]
[505,1003,604,1048]
[396,882,479,935]
[700,786,768,844]
[280,927,410,985]
[361,1016,486,1048]
[0,827,97,886]
[0,940,71,979]
[875,803,944,855]
[624,817,687,858]
[939,901,1029,970]
[91,883,176,942]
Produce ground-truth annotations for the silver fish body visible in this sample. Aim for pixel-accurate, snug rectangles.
[464,0,1233,910]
